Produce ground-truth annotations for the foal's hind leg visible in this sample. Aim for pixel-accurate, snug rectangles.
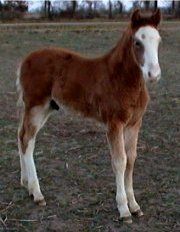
[18,102,51,205]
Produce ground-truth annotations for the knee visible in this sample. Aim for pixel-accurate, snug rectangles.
[112,156,127,173]
[126,155,136,173]
[126,146,137,161]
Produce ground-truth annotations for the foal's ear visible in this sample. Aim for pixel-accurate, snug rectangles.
[131,9,141,28]
[131,9,141,27]
[151,9,161,27]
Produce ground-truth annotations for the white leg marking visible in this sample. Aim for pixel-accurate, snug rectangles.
[23,138,45,203]
[113,156,131,218]
[125,171,140,212]
[107,125,131,219]
[20,155,27,186]
[124,126,141,214]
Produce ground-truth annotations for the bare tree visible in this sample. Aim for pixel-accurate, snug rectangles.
[93,1,98,14]
[71,0,77,18]
[154,1,158,10]
[171,0,180,17]
[175,1,180,17]
[172,0,175,14]
[117,1,123,14]
[108,0,113,19]
[0,1,2,11]
[1,0,28,20]
[4,0,28,12]
[44,0,52,19]
[143,1,150,10]
[86,0,93,18]
[132,1,141,9]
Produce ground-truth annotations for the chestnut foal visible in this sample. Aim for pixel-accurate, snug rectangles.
[17,9,161,223]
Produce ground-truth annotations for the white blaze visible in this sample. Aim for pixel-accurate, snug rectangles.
[135,26,161,82]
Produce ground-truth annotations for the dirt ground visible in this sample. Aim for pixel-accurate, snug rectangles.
[0,22,179,232]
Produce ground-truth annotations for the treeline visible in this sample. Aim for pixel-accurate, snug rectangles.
[0,1,28,19]
[0,0,180,21]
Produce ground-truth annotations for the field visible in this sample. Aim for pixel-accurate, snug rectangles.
[0,22,179,231]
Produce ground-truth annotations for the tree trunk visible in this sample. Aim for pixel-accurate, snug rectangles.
[87,1,93,18]
[93,1,97,14]
[44,0,47,17]
[117,1,123,14]
[133,1,140,9]
[45,0,52,19]
[108,0,112,19]
[154,1,158,10]
[71,0,77,18]
[172,0,175,14]
[144,1,150,10]
[47,1,51,18]
[176,1,180,18]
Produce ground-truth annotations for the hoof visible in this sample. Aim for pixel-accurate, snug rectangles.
[28,190,34,197]
[121,216,133,224]
[132,209,144,217]
[34,198,46,206]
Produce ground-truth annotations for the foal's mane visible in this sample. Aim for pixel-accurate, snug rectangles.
[104,24,142,87]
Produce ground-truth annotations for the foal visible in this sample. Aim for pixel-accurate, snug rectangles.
[17,9,161,223]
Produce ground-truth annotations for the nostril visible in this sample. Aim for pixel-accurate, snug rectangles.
[148,71,151,78]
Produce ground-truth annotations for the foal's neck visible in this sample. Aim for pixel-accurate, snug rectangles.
[107,26,142,85]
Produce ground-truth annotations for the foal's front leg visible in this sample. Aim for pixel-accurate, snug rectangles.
[124,121,143,217]
[107,122,132,223]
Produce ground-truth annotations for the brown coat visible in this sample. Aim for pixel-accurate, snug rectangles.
[20,26,149,126]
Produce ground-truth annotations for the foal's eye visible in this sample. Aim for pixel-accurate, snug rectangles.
[134,40,142,48]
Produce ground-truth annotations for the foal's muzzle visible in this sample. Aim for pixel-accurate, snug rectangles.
[147,63,161,82]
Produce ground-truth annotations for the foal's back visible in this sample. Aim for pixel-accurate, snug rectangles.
[20,47,108,112]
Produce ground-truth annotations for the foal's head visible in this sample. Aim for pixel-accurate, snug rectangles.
[131,9,162,82]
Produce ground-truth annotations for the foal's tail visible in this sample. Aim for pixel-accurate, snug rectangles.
[16,63,24,108]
